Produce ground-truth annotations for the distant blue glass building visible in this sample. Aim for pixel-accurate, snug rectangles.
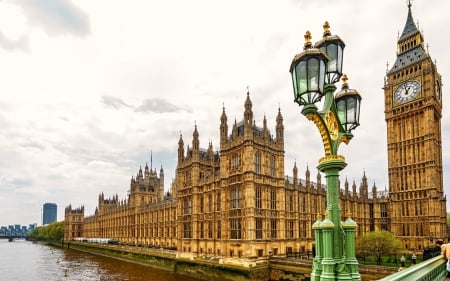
[42,203,57,225]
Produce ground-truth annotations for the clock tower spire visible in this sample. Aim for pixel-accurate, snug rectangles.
[384,3,446,249]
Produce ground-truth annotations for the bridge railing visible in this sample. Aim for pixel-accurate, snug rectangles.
[378,255,447,281]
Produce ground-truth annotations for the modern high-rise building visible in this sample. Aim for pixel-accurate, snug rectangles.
[43,202,57,225]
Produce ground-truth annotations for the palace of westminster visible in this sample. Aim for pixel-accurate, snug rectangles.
[65,4,447,258]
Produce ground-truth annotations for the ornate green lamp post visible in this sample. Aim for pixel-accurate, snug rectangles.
[289,22,362,281]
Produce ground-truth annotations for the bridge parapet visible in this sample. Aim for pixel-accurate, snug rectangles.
[378,255,447,281]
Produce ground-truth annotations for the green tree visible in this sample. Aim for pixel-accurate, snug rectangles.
[27,221,64,241]
[356,230,402,265]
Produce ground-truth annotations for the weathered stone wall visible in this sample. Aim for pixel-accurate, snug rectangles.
[62,242,396,281]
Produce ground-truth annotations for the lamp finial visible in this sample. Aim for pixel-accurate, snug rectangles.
[346,211,352,218]
[304,31,312,49]
[341,74,349,89]
[323,21,331,37]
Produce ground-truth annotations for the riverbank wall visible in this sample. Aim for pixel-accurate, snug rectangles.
[60,241,396,281]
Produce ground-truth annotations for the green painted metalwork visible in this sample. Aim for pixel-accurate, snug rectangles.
[378,255,447,281]
[289,27,362,280]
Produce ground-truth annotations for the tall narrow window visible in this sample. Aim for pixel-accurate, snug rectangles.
[381,203,387,217]
[184,222,192,238]
[231,187,242,209]
[184,198,192,215]
[255,218,263,239]
[270,156,275,177]
[217,192,221,211]
[256,187,262,209]
[230,219,242,239]
[208,194,213,212]
[289,193,293,211]
[208,221,213,238]
[270,219,277,239]
[270,189,277,210]
[200,196,204,213]
[286,220,294,239]
[255,152,261,174]
[232,154,240,170]
[217,221,221,239]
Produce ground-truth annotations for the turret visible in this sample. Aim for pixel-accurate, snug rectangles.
[360,171,368,198]
[232,119,238,137]
[263,115,269,139]
[145,162,149,175]
[192,125,200,164]
[305,165,310,186]
[160,165,165,200]
[352,180,357,198]
[220,105,228,146]
[372,182,377,199]
[178,134,184,164]
[138,166,143,179]
[276,107,284,146]
[293,162,298,186]
[243,91,253,136]
[208,141,214,160]
[316,170,321,188]
[344,178,349,196]
[193,125,199,152]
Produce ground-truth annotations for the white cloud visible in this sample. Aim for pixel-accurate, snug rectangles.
[0,0,449,226]
[0,31,29,51]
[101,96,131,110]
[15,0,90,37]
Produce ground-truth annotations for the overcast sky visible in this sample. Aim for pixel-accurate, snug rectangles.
[0,0,449,226]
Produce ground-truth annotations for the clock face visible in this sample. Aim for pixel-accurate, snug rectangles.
[394,81,420,103]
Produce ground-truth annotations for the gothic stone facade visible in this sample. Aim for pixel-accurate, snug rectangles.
[384,4,447,248]
[64,4,448,257]
[65,93,401,258]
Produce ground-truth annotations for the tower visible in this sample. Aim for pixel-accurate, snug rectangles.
[384,3,446,248]
[42,202,57,225]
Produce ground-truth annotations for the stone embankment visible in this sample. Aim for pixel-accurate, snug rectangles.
[62,241,396,281]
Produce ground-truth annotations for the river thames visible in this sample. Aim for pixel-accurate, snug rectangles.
[0,239,202,281]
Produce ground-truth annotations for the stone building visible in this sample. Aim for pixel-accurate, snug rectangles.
[65,3,447,258]
[383,3,447,249]
[65,92,397,258]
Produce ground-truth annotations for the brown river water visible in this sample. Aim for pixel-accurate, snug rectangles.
[0,239,202,281]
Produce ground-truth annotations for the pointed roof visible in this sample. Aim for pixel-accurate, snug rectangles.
[220,104,227,122]
[276,107,283,124]
[399,3,419,42]
[387,3,429,75]
[193,124,199,138]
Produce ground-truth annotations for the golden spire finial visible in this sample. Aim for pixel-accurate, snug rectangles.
[342,74,349,88]
[316,213,322,221]
[346,211,352,218]
[323,21,331,37]
[325,210,330,218]
[304,31,312,49]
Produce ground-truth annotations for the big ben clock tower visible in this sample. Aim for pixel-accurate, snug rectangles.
[384,2,446,249]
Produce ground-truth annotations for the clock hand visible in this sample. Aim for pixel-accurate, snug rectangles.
[405,87,410,96]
